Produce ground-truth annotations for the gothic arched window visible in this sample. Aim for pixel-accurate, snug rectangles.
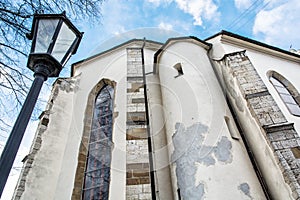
[82,84,114,200]
[269,73,300,116]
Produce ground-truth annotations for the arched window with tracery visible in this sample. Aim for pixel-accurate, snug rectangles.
[269,71,300,116]
[82,84,114,200]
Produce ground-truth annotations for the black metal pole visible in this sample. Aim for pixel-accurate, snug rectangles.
[0,73,46,198]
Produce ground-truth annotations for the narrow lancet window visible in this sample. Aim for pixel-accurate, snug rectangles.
[82,84,114,200]
[270,76,300,116]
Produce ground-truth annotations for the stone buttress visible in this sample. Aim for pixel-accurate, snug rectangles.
[219,51,300,199]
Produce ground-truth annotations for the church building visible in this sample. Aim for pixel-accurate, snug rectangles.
[12,30,300,199]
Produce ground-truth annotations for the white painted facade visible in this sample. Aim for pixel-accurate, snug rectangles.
[13,31,300,200]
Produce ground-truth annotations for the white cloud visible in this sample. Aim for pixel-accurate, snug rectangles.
[265,0,289,7]
[253,0,300,48]
[147,0,220,26]
[158,22,174,30]
[113,26,126,35]
[234,0,253,10]
[175,0,220,26]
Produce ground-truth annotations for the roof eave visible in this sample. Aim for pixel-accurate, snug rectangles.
[71,39,163,77]
[205,30,300,63]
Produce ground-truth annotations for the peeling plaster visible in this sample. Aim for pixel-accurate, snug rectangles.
[171,123,208,199]
[214,136,232,163]
[171,123,233,199]
[197,146,216,166]
[57,76,80,93]
[238,183,253,199]
[221,60,244,112]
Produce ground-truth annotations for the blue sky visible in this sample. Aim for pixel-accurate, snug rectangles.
[72,0,300,65]
[2,0,300,199]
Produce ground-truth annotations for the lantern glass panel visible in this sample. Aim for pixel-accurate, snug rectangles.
[52,22,77,63]
[35,19,59,53]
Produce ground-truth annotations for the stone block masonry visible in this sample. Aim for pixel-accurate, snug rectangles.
[126,48,152,200]
[222,51,300,199]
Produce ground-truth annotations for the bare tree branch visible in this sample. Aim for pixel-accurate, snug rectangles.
[0,0,105,134]
[0,43,27,56]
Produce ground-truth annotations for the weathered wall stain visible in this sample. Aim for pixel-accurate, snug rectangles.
[214,136,232,163]
[221,65,244,112]
[171,123,233,199]
[57,77,80,93]
[238,183,253,199]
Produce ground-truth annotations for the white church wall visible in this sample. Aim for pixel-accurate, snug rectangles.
[15,35,300,199]
[17,81,78,200]
[146,74,175,199]
[207,37,300,134]
[144,48,157,74]
[245,52,300,133]
[71,48,128,200]
[17,46,130,199]
[157,40,266,199]
[71,42,162,199]
[208,45,299,199]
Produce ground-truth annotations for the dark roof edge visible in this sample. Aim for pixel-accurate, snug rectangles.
[205,30,300,60]
[71,38,163,76]
[153,36,212,73]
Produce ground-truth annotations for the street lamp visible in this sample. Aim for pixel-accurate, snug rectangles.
[0,12,83,197]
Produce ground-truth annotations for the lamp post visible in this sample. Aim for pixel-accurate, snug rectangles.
[0,12,83,197]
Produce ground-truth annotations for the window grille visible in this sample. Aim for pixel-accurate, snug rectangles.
[82,84,114,200]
